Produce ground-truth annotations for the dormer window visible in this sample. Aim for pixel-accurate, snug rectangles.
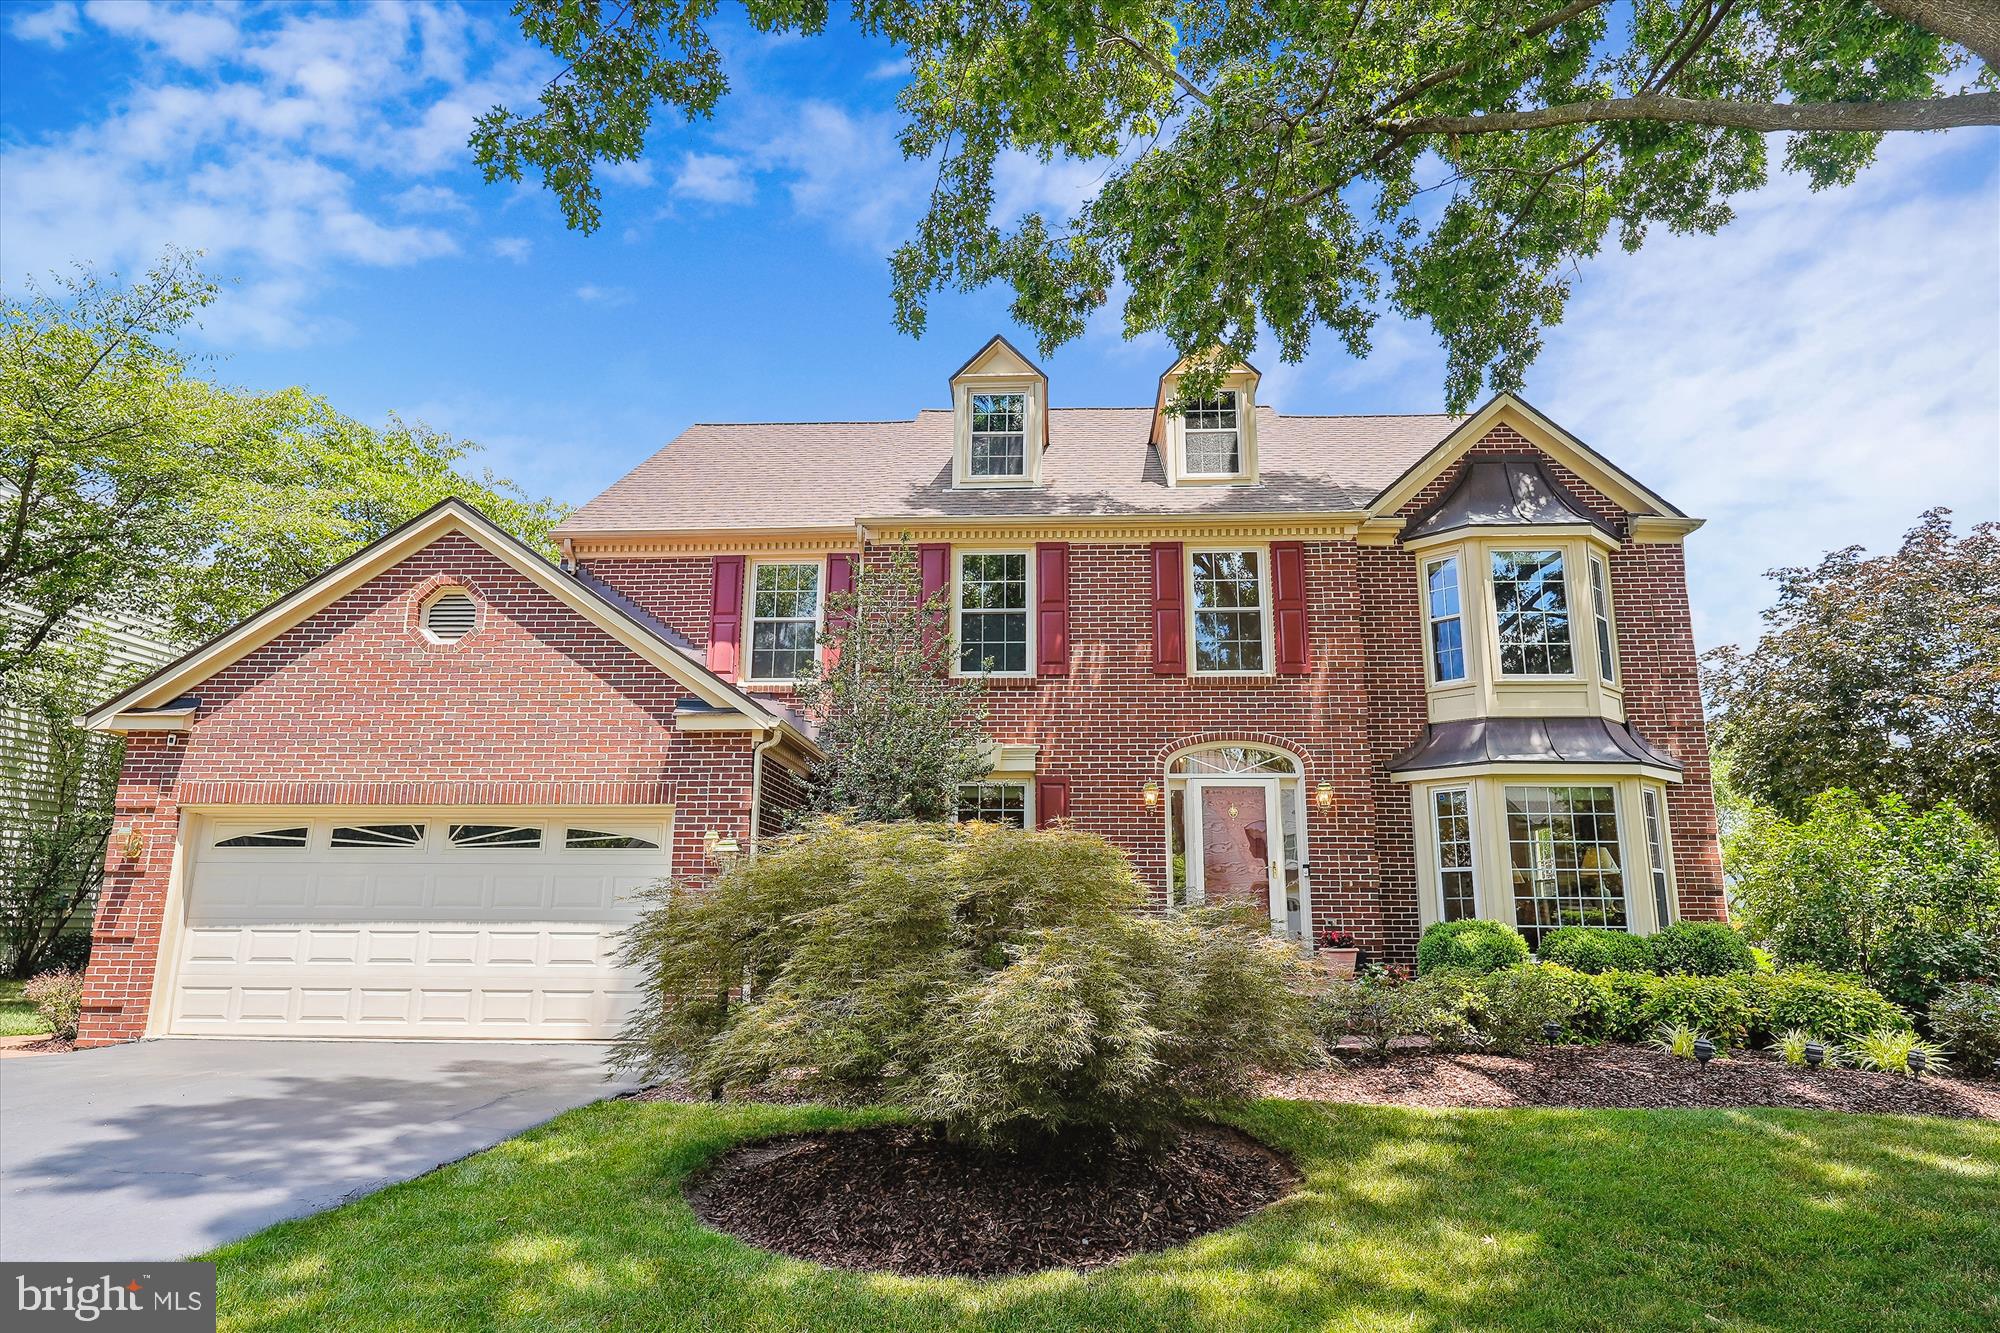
[1182,393,1241,476]
[949,335,1047,488]
[969,393,1027,478]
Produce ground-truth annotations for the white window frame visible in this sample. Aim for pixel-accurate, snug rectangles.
[1185,545,1274,677]
[1423,554,1467,685]
[1640,786,1676,928]
[953,779,1034,828]
[951,549,1035,679]
[967,391,1029,480]
[1489,547,1581,681]
[1502,783,1632,941]
[1589,553,1618,685]
[1428,785,1480,922]
[953,379,1043,488]
[742,557,826,686]
[1179,390,1245,480]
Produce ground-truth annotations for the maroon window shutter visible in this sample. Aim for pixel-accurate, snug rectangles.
[1151,542,1185,674]
[1272,541,1309,675]
[1035,542,1069,677]
[707,555,745,679]
[918,542,950,660]
[1036,776,1070,828]
[823,552,856,671]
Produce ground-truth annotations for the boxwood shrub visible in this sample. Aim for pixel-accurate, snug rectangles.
[1538,926,1657,975]
[1416,919,1529,976]
[1649,921,1757,976]
[1528,964,1911,1047]
[1738,968,1912,1044]
[1929,981,2000,1076]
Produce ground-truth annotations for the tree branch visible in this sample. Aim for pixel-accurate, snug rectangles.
[1870,0,2000,70]
[1380,90,2000,136]
[1099,25,1212,107]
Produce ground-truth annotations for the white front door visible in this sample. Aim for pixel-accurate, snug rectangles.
[165,810,668,1038]
[1185,777,1284,929]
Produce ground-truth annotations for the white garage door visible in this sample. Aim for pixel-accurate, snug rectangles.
[167,811,669,1038]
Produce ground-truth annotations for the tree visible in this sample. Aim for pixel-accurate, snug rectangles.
[1726,788,2000,1008]
[612,818,1308,1145]
[2,251,570,668]
[788,544,992,822]
[473,1,1997,408]
[1705,509,2000,832]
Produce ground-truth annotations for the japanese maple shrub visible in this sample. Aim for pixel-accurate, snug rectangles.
[612,819,1309,1147]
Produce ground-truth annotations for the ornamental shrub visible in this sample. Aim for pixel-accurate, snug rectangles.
[1584,970,1660,1042]
[1738,968,1911,1044]
[613,818,1310,1148]
[1468,964,1575,1054]
[1416,919,1528,976]
[22,969,83,1041]
[1635,975,1757,1048]
[1538,926,1657,975]
[1310,968,1481,1058]
[1649,921,1757,976]
[1929,981,2000,1076]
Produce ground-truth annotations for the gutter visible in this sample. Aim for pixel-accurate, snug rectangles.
[748,727,785,856]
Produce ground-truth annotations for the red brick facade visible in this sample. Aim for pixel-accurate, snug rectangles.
[81,423,1724,1043]
[78,533,764,1045]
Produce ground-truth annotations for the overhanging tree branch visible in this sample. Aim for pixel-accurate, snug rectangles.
[1380,90,2000,136]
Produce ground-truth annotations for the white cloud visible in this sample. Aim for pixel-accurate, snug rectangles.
[490,236,532,262]
[671,151,754,206]
[601,158,657,188]
[575,283,634,305]
[1,2,551,343]
[9,2,80,47]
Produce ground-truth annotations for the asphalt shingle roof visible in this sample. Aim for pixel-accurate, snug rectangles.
[559,407,1462,534]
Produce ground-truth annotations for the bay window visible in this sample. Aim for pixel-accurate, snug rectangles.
[1590,554,1617,683]
[1425,556,1465,683]
[1189,549,1268,674]
[1642,788,1673,927]
[747,560,821,682]
[956,552,1030,675]
[1491,549,1575,677]
[1430,787,1477,921]
[1506,784,1626,946]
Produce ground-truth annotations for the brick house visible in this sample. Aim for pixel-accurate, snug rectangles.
[76,337,1720,1045]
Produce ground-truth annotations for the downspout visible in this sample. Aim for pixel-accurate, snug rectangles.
[748,726,783,857]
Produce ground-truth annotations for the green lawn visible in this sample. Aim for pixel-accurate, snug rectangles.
[0,979,45,1037]
[204,1098,1999,1333]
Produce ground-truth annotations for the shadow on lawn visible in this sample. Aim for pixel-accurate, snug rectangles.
[202,1099,2000,1333]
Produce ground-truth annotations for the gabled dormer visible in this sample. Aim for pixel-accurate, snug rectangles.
[1151,354,1261,486]
[949,335,1047,488]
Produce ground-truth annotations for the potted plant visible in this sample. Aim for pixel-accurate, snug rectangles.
[1314,927,1365,978]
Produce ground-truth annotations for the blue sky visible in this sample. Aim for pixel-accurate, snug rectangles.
[3,1,1995,654]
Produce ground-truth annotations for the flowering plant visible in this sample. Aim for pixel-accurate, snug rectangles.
[1316,927,1363,952]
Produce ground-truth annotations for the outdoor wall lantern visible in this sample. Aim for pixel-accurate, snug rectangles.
[1142,780,1161,807]
[1316,781,1334,808]
[705,829,742,859]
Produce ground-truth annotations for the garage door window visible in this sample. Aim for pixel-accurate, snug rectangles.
[565,828,660,849]
[330,823,425,849]
[214,826,309,848]
[448,823,543,849]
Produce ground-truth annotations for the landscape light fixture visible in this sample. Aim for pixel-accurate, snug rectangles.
[1542,1020,1561,1044]
[1805,1042,1825,1069]
[1693,1037,1716,1067]
[1907,1047,1928,1079]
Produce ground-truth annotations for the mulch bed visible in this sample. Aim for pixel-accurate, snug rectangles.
[1266,1043,2000,1119]
[682,1122,1299,1277]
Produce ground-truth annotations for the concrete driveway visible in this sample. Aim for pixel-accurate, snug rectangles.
[0,1039,633,1262]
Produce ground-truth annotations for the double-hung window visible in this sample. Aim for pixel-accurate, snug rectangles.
[1505,785,1626,946]
[1182,392,1241,476]
[969,393,1027,478]
[747,561,821,682]
[1190,549,1267,674]
[956,781,1029,827]
[1589,554,1617,683]
[1430,788,1477,921]
[1491,549,1575,676]
[1641,788,1673,927]
[1425,556,1466,683]
[956,552,1030,675]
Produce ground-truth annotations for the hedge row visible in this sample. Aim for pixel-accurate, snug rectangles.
[1532,963,1911,1047]
[1537,923,1758,976]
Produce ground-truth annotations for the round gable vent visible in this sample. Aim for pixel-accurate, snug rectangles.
[422,590,478,643]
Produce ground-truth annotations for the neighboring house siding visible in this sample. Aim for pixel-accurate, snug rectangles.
[78,532,760,1045]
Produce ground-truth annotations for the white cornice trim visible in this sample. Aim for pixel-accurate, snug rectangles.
[1390,760,1684,784]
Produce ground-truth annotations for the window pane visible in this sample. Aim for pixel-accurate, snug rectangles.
[1190,550,1265,672]
[1426,557,1465,683]
[215,827,308,849]
[1183,392,1240,474]
[1491,550,1574,676]
[1591,557,1617,682]
[1642,789,1672,927]
[448,824,542,849]
[330,824,424,849]
[1431,788,1477,921]
[956,782,1027,828]
[565,828,661,849]
[748,562,820,679]
[957,552,1029,673]
[1169,745,1297,775]
[1504,785,1625,948]
[970,393,1027,477]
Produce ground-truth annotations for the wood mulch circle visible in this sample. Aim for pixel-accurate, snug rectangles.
[1266,1043,2000,1119]
[682,1122,1299,1277]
